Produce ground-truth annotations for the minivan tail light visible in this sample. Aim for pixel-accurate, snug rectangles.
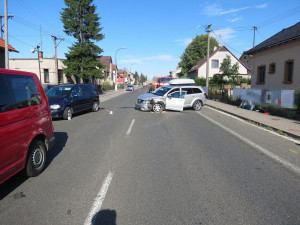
[52,126,54,132]
[204,93,208,98]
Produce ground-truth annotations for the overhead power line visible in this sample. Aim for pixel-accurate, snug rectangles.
[15,0,58,33]
[257,5,300,28]
[211,30,242,55]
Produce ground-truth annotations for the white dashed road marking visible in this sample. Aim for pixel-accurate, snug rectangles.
[126,119,135,136]
[84,171,114,225]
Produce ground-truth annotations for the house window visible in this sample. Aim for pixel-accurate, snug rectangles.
[44,69,49,83]
[211,60,219,68]
[58,70,63,84]
[257,65,265,84]
[268,63,276,74]
[283,60,293,84]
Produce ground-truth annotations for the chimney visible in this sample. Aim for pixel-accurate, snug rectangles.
[38,51,43,59]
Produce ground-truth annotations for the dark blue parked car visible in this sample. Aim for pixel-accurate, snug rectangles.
[46,84,99,120]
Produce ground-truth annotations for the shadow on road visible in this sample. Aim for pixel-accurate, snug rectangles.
[0,132,68,200]
[45,132,68,168]
[93,209,117,225]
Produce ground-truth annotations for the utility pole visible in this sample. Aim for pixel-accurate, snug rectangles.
[4,0,9,69]
[253,26,257,47]
[51,35,64,84]
[205,24,212,88]
[0,14,13,39]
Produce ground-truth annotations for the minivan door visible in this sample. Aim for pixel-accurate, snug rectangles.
[165,91,186,111]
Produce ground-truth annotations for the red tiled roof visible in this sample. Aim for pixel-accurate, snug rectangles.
[99,56,112,72]
[0,38,19,52]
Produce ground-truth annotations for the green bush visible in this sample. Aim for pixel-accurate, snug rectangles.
[194,77,206,86]
[239,78,251,85]
[101,81,114,92]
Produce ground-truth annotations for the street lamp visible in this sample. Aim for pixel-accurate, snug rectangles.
[114,47,126,91]
[31,44,41,81]
[130,63,136,84]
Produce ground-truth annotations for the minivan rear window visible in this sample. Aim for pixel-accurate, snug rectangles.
[0,74,41,113]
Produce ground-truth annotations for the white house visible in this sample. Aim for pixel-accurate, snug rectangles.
[188,46,250,80]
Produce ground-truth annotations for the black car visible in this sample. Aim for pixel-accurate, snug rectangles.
[46,84,99,120]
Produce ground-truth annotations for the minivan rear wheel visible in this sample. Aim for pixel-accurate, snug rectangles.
[63,107,72,120]
[193,100,202,111]
[26,140,46,177]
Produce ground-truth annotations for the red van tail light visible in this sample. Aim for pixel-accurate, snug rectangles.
[52,126,54,132]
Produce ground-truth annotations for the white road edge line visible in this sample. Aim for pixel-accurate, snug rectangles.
[197,112,300,175]
[126,119,135,136]
[207,106,300,144]
[84,171,114,225]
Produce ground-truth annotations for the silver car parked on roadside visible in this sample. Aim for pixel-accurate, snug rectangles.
[135,79,207,113]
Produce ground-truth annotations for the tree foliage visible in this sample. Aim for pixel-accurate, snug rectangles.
[133,71,139,84]
[61,0,104,83]
[178,34,219,76]
[219,55,239,82]
[140,73,147,83]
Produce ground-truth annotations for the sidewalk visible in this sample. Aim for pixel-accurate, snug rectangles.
[206,100,300,139]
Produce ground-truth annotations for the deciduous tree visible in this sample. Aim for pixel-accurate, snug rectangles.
[178,34,219,76]
[219,55,239,83]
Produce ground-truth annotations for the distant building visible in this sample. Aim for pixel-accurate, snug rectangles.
[98,56,113,82]
[170,66,181,78]
[9,52,68,84]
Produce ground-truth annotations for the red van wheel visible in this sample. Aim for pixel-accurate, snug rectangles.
[26,140,47,177]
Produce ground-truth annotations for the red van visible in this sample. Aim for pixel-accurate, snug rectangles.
[0,69,55,184]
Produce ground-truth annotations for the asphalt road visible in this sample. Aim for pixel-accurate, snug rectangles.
[1,87,300,225]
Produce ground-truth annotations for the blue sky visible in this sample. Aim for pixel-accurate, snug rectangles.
[4,0,300,80]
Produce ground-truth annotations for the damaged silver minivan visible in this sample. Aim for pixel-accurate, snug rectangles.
[135,79,207,113]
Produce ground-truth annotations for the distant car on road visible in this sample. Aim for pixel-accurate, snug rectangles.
[126,85,135,91]
[0,69,55,184]
[46,84,99,120]
[135,79,207,113]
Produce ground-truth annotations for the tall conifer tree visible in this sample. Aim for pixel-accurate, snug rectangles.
[61,0,104,83]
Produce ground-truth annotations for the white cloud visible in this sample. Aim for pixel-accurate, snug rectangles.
[256,4,268,9]
[202,3,267,16]
[120,59,142,64]
[227,17,243,23]
[219,7,249,15]
[120,54,174,64]
[142,55,173,61]
[212,28,236,42]
[175,38,192,46]
[202,4,223,16]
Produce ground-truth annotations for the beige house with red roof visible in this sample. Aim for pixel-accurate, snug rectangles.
[188,46,250,80]
[99,56,113,82]
[0,38,19,68]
